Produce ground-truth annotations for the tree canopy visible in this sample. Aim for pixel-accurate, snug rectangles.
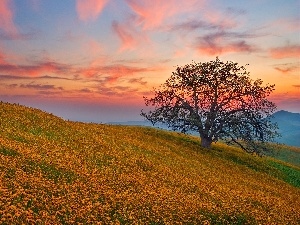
[141,57,279,154]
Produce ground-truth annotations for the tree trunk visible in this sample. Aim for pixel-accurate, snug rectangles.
[200,136,212,148]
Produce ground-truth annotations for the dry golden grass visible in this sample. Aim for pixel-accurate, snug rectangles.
[0,102,299,224]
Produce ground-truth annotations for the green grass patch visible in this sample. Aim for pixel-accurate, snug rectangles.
[268,161,300,188]
[0,145,20,157]
[21,159,76,183]
[198,210,257,225]
[265,144,300,167]
[4,168,16,179]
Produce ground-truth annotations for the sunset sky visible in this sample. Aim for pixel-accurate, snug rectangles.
[0,0,299,122]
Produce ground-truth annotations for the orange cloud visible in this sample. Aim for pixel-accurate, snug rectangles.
[79,64,153,82]
[126,0,200,30]
[270,45,300,59]
[76,0,108,21]
[0,0,18,36]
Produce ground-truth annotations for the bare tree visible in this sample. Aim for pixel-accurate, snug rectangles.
[141,57,279,154]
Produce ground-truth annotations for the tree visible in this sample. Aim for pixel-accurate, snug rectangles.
[141,57,279,154]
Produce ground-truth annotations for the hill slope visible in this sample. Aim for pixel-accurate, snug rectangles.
[0,102,299,224]
[272,110,300,147]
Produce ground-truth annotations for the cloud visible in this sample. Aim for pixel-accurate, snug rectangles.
[20,83,63,90]
[293,85,300,88]
[79,88,92,93]
[112,21,139,51]
[97,85,140,98]
[195,31,256,56]
[0,30,38,40]
[76,0,108,21]
[78,64,155,83]
[274,63,300,74]
[126,0,200,30]
[0,74,75,81]
[270,18,300,33]
[0,0,18,37]
[0,60,71,77]
[86,39,103,55]
[0,52,6,64]
[270,45,300,59]
[200,41,254,56]
[170,20,218,32]
[270,93,300,112]
[128,78,147,86]
[101,64,152,83]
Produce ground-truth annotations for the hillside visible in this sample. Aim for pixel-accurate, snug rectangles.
[271,110,300,147]
[0,102,299,224]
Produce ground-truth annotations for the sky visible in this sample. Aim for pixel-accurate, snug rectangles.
[0,0,299,122]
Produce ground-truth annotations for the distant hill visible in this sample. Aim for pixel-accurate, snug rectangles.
[0,102,299,224]
[112,110,300,147]
[271,110,300,147]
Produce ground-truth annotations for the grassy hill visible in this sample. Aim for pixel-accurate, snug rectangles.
[0,102,299,224]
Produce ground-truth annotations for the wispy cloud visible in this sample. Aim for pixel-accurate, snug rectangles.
[0,74,75,81]
[20,83,63,91]
[0,30,38,41]
[270,44,300,59]
[97,85,140,98]
[0,0,18,37]
[128,78,147,86]
[126,0,201,30]
[273,62,300,74]
[78,64,157,83]
[270,17,300,33]
[0,59,71,77]
[201,6,246,30]
[195,31,257,56]
[76,0,109,21]
[79,88,92,93]
[170,20,218,32]
[112,20,140,51]
[270,93,300,112]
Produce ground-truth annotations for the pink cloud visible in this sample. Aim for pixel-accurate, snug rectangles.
[0,0,18,36]
[270,18,300,33]
[202,9,238,30]
[270,45,300,59]
[83,39,103,56]
[76,0,108,21]
[0,59,71,77]
[112,21,139,51]
[270,93,300,112]
[0,51,6,64]
[126,0,200,30]
[79,64,151,81]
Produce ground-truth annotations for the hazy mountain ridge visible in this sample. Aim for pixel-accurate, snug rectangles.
[271,110,300,147]
[110,110,300,147]
[0,102,299,224]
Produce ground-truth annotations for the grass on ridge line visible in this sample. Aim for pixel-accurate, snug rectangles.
[0,101,299,224]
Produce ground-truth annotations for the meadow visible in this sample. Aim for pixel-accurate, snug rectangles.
[0,102,299,224]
